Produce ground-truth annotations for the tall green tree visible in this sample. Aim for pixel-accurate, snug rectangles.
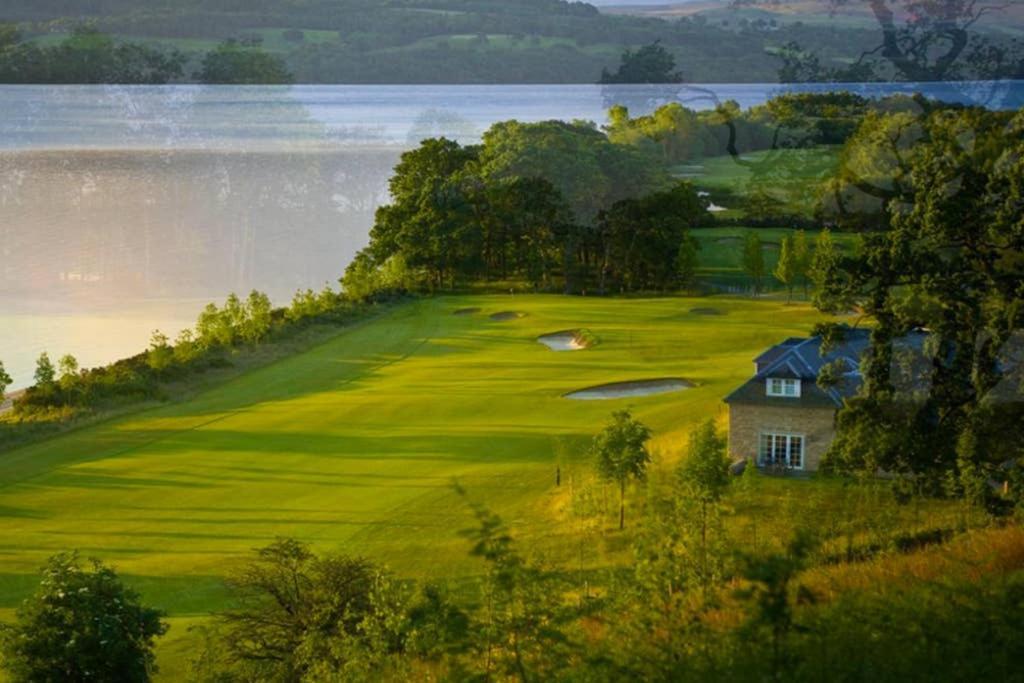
[809,227,839,301]
[592,410,653,530]
[677,419,731,596]
[146,330,173,375]
[0,552,167,683]
[33,352,55,388]
[793,229,811,297]
[742,231,766,296]
[57,355,79,393]
[241,290,273,344]
[676,231,701,293]
[773,234,799,303]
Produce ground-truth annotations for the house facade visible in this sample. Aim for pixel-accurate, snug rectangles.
[724,331,872,472]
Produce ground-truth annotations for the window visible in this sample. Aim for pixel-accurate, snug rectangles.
[758,432,804,469]
[766,377,801,397]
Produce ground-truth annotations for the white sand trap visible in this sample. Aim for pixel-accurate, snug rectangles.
[491,311,526,321]
[537,330,589,351]
[564,378,692,400]
[453,307,481,316]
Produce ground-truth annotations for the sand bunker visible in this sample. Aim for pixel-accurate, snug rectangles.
[564,378,692,400]
[537,330,590,351]
[453,307,481,316]
[690,307,724,316]
[490,311,527,321]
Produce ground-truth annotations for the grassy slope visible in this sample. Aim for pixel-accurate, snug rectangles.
[0,294,837,674]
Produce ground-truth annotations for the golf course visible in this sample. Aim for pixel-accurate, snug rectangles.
[0,293,836,676]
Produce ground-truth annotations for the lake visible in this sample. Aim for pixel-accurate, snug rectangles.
[1,81,1022,388]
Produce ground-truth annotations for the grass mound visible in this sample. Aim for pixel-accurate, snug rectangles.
[690,307,724,316]
[453,307,481,316]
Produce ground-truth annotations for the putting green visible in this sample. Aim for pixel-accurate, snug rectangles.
[0,294,833,659]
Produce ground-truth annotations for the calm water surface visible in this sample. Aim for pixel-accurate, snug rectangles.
[1,82,1021,388]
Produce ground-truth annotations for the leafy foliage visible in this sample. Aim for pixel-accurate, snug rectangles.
[0,552,167,683]
[592,409,652,530]
[816,106,1024,485]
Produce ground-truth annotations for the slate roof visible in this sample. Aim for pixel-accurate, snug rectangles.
[727,329,1020,410]
[725,329,874,408]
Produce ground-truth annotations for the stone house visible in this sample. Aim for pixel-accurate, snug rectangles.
[724,330,873,472]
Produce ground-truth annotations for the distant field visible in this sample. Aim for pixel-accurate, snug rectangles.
[0,294,843,676]
[685,146,842,219]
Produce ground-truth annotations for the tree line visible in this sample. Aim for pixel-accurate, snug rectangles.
[0,24,292,84]
[3,285,369,427]
[346,121,709,297]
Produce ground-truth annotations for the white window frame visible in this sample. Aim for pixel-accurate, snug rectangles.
[758,432,805,470]
[766,377,801,398]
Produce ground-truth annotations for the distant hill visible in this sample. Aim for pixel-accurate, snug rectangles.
[1,0,1018,83]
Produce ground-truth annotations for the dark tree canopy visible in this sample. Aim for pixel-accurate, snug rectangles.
[195,39,292,84]
[600,41,683,84]
[0,553,167,683]
[816,106,1024,493]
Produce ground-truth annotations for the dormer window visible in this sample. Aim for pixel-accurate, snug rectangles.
[767,378,801,398]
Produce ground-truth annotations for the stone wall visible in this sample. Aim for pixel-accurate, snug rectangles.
[728,403,836,472]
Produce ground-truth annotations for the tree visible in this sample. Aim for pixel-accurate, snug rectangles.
[793,229,811,297]
[736,530,818,681]
[741,231,766,296]
[773,234,798,303]
[600,41,682,84]
[33,352,55,387]
[816,108,1024,484]
[198,539,403,681]
[676,232,701,292]
[147,330,173,375]
[195,40,292,84]
[597,182,708,293]
[0,360,11,401]
[58,354,79,392]
[677,419,731,596]
[809,227,839,301]
[172,329,200,365]
[592,410,653,530]
[0,552,167,682]
[457,493,576,681]
[241,290,273,344]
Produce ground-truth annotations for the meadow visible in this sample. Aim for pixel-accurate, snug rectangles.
[0,293,842,677]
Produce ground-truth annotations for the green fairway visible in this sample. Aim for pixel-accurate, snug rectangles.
[0,294,836,675]
[686,146,841,219]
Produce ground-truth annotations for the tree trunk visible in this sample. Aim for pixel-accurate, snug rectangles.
[619,480,625,531]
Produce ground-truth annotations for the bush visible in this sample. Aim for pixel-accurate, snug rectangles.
[0,552,167,683]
